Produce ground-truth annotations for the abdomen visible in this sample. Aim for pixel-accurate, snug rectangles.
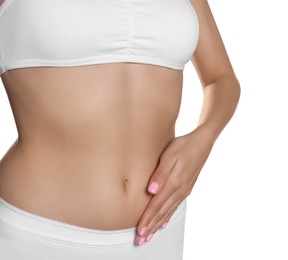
[0,62,183,230]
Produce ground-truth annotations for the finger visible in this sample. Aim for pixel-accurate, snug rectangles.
[154,197,184,231]
[135,196,184,246]
[134,195,175,246]
[143,185,192,240]
[136,158,185,237]
[147,196,186,237]
[159,205,179,230]
[135,186,184,246]
[147,156,178,195]
[159,189,190,230]
[134,195,176,246]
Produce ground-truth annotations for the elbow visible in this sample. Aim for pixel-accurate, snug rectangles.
[233,73,241,103]
[206,71,241,96]
[227,72,241,107]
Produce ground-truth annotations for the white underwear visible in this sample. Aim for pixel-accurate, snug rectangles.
[0,196,187,259]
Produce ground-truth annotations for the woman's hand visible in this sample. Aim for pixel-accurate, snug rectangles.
[134,125,215,246]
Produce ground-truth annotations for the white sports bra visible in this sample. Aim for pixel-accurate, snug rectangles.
[0,0,199,76]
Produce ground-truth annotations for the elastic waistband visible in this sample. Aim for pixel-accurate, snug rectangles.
[0,197,187,247]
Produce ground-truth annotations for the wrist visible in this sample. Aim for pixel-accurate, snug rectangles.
[189,123,219,145]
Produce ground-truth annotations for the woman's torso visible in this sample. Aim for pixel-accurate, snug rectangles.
[0,63,183,230]
[0,0,198,230]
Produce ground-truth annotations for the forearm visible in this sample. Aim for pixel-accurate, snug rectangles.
[193,72,241,143]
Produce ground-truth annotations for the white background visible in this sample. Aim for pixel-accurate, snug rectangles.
[1,0,287,259]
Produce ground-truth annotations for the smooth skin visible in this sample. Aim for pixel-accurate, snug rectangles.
[134,0,241,245]
[0,0,240,247]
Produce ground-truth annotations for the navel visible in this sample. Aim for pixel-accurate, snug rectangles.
[123,178,129,192]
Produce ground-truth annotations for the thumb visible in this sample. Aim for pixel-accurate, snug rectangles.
[147,156,177,195]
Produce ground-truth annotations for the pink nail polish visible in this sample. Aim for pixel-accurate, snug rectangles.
[138,237,145,246]
[146,233,154,242]
[148,182,159,194]
[139,226,147,236]
[162,222,168,229]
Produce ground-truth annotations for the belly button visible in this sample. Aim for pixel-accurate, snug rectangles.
[123,178,129,192]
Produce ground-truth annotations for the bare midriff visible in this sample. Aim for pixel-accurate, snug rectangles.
[0,62,183,230]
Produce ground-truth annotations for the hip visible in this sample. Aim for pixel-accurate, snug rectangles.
[0,196,188,259]
[0,142,163,230]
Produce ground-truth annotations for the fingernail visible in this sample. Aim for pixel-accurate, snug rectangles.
[138,237,145,246]
[162,222,168,229]
[148,182,159,194]
[146,233,154,242]
[139,226,147,236]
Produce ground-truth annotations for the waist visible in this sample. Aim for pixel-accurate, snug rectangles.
[0,131,174,230]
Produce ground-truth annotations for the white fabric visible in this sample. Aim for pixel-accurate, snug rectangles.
[0,0,199,76]
[0,197,187,259]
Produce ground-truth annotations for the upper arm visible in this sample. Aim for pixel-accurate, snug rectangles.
[189,0,236,86]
